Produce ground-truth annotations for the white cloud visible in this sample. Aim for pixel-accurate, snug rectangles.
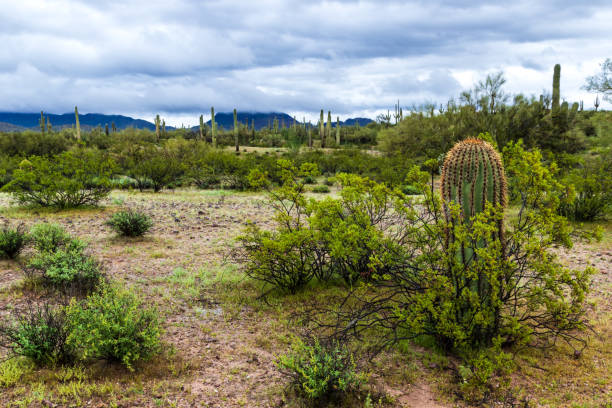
[0,0,610,126]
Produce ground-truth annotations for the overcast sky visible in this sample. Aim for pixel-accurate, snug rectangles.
[1,0,611,126]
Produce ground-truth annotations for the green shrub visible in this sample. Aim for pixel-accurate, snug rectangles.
[0,223,28,259]
[309,174,400,284]
[239,223,319,293]
[558,152,612,221]
[400,184,421,195]
[29,223,71,253]
[311,185,330,193]
[457,341,514,404]
[239,161,329,292]
[0,303,75,367]
[129,146,184,192]
[110,175,139,190]
[27,239,102,292]
[323,177,334,186]
[277,337,364,401]
[66,286,162,370]
[303,175,316,184]
[240,163,403,290]
[317,141,593,359]
[106,211,153,237]
[1,149,115,208]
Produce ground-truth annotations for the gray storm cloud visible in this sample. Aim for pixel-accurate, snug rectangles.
[1,0,610,125]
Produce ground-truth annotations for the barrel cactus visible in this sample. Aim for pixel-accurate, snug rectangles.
[440,138,507,262]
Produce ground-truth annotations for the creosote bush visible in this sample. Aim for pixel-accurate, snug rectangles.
[0,223,28,259]
[0,302,75,367]
[27,238,102,293]
[106,210,153,237]
[1,149,115,208]
[66,285,162,371]
[277,337,364,402]
[246,145,595,402]
[334,142,590,352]
[238,160,405,292]
[558,151,612,221]
[29,223,71,253]
[311,185,330,193]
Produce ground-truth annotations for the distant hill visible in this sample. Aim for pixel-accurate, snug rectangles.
[202,112,296,131]
[342,118,373,127]
[0,112,374,133]
[0,112,157,131]
[201,112,374,131]
[0,121,28,132]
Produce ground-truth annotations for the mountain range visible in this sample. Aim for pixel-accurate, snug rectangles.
[0,112,373,132]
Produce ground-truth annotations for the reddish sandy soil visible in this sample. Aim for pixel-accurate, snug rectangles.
[0,190,609,407]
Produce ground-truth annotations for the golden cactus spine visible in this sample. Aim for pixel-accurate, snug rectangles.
[440,138,507,261]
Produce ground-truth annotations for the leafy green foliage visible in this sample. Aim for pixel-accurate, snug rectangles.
[0,223,28,259]
[238,161,323,293]
[129,146,185,192]
[400,185,421,195]
[303,175,316,184]
[302,143,594,368]
[457,339,514,403]
[240,161,406,291]
[0,303,75,367]
[1,150,115,208]
[558,151,612,221]
[27,238,102,292]
[0,130,71,157]
[311,185,330,193]
[309,174,401,284]
[277,337,364,401]
[106,210,153,237]
[29,223,72,253]
[66,286,162,371]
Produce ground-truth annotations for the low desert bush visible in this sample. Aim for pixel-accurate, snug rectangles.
[66,286,162,370]
[239,162,404,290]
[558,152,612,221]
[400,184,421,195]
[29,223,72,253]
[277,337,364,402]
[0,303,75,367]
[1,149,115,208]
[0,223,28,259]
[311,185,330,193]
[303,175,317,184]
[106,210,152,237]
[27,238,102,292]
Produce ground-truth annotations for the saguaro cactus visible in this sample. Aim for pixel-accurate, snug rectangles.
[335,116,340,146]
[440,138,507,262]
[307,122,312,148]
[319,109,325,148]
[552,64,561,110]
[39,111,45,135]
[199,115,205,141]
[326,111,332,142]
[46,117,52,133]
[211,107,217,148]
[233,108,239,152]
[75,106,81,140]
[155,115,161,141]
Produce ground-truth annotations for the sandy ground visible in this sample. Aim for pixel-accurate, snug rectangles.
[0,189,610,408]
